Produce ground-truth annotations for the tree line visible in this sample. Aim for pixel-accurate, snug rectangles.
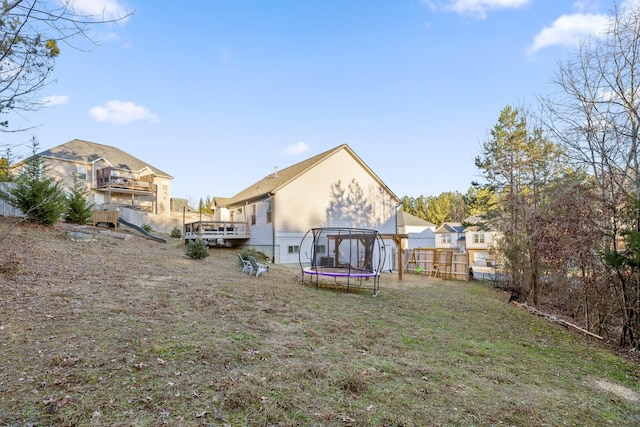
[401,3,640,350]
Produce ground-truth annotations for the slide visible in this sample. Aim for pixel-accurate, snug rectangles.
[117,217,167,243]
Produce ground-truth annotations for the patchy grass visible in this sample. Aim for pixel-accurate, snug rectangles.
[0,219,639,426]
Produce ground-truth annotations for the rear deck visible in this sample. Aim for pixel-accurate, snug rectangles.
[183,220,250,246]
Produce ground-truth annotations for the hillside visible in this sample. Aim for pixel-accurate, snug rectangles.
[0,218,638,426]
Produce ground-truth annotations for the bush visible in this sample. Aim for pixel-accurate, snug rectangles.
[0,138,67,226]
[186,239,209,259]
[239,248,261,260]
[170,227,182,238]
[142,223,153,232]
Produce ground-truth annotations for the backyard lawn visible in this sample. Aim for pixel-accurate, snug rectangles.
[0,218,638,426]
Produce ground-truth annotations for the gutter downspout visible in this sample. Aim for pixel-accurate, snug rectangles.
[268,192,275,263]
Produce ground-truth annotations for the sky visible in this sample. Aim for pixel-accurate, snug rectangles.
[4,0,635,203]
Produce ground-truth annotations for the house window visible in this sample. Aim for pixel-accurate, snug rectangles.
[315,244,326,253]
[473,233,485,244]
[288,245,299,254]
[162,180,169,192]
[266,200,272,224]
[251,205,256,225]
[441,234,451,244]
[76,165,87,180]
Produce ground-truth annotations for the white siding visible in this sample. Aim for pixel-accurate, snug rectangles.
[274,149,397,233]
[247,200,275,259]
[407,228,436,249]
[277,232,309,266]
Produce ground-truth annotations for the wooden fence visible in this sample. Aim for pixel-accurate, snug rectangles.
[402,248,469,281]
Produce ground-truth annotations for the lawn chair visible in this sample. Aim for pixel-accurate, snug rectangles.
[238,253,253,275]
[247,255,269,278]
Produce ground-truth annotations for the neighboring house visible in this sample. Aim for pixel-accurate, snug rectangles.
[463,213,499,267]
[397,210,436,249]
[213,144,400,265]
[18,139,174,216]
[434,222,465,252]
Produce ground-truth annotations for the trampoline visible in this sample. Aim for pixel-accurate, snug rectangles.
[299,227,386,296]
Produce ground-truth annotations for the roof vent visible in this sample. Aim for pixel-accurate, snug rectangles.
[274,166,278,178]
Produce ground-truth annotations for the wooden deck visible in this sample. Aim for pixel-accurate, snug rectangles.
[96,167,154,192]
[183,221,250,244]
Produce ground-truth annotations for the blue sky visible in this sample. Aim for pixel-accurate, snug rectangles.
[5,0,631,203]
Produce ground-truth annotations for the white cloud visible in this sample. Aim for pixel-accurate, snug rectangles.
[283,142,310,156]
[64,0,131,22]
[40,95,69,106]
[89,100,158,124]
[427,0,530,19]
[529,13,609,52]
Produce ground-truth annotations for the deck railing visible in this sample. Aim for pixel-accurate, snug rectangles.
[183,221,250,242]
[96,167,154,192]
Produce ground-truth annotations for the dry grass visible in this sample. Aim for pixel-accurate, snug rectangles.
[0,218,639,426]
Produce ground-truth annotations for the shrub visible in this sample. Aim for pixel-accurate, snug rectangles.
[186,239,209,259]
[239,248,261,260]
[0,137,67,226]
[142,223,153,232]
[170,227,182,238]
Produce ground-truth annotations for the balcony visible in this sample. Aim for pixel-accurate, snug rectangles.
[96,167,154,193]
[95,167,156,212]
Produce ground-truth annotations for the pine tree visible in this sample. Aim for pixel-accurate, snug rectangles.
[64,172,94,224]
[0,137,67,225]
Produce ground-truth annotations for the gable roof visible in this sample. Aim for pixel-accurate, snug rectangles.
[37,139,172,178]
[218,144,399,207]
[397,210,435,228]
[463,213,486,225]
[435,222,465,234]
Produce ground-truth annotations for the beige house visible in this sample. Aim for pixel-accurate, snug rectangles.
[463,213,499,267]
[213,144,400,264]
[33,139,173,216]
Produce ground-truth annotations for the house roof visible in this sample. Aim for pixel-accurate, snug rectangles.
[462,212,495,231]
[397,210,435,228]
[463,213,486,225]
[435,222,465,234]
[217,144,399,207]
[36,139,172,178]
[170,198,198,213]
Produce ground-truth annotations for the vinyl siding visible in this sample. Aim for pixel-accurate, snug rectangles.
[274,149,397,233]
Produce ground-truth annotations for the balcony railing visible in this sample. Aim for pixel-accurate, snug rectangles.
[96,167,154,192]
[183,221,250,242]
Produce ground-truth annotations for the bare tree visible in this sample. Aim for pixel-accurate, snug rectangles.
[0,0,132,132]
[540,3,640,348]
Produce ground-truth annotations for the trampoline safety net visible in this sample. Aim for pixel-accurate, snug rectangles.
[298,227,385,296]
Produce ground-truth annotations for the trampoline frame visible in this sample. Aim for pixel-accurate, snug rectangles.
[299,227,385,296]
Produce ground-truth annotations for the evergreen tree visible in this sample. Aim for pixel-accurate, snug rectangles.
[0,156,11,182]
[476,105,566,305]
[64,172,94,224]
[0,137,67,225]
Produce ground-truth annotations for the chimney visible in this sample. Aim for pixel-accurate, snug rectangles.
[274,166,278,178]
